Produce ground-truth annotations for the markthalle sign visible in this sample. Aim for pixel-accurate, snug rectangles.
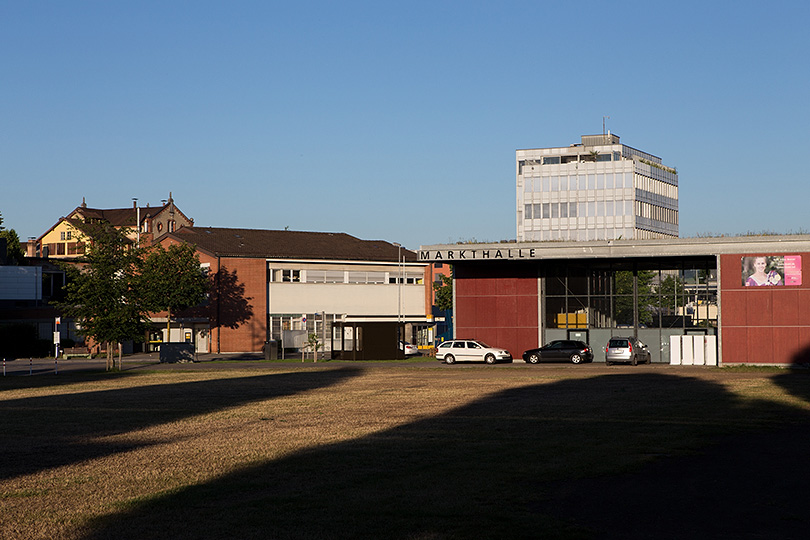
[419,247,538,262]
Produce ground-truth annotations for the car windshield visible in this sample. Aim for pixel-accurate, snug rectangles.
[608,339,628,348]
[475,341,491,348]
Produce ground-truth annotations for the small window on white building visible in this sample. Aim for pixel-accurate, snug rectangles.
[282,270,301,282]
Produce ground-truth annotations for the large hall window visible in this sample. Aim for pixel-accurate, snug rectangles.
[544,260,717,330]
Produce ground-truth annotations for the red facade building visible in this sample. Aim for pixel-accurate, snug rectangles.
[420,236,810,366]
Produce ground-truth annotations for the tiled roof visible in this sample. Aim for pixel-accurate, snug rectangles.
[168,227,417,262]
[73,206,169,227]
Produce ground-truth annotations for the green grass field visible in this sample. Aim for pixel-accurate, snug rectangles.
[2,365,810,539]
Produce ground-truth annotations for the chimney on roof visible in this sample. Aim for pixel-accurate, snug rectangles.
[81,197,87,208]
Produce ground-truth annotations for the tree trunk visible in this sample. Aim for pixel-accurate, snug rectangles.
[166,306,172,343]
[106,342,113,371]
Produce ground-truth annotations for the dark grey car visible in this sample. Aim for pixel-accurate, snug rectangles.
[522,340,594,364]
[605,337,651,365]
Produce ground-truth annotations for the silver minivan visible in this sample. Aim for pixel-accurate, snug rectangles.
[605,337,651,366]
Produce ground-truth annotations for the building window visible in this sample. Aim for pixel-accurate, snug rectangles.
[272,269,301,282]
[306,270,326,283]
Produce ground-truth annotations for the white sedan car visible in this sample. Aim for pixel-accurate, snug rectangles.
[399,341,420,356]
[434,339,512,364]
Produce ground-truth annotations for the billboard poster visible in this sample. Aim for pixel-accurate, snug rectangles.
[741,255,802,287]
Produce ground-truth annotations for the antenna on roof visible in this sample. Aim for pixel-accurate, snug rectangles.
[602,116,610,141]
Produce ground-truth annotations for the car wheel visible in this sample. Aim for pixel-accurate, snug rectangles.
[484,353,496,364]
[570,353,583,364]
[646,355,651,364]
[527,353,540,364]
[444,354,455,365]
[632,355,638,366]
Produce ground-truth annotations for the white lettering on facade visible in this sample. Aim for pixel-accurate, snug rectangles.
[417,248,542,261]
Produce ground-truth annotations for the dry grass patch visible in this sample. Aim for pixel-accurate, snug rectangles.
[2,366,809,539]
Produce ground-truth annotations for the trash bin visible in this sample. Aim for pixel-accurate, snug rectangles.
[264,340,278,361]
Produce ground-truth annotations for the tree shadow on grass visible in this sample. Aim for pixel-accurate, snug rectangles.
[0,369,137,392]
[80,371,810,540]
[0,367,361,481]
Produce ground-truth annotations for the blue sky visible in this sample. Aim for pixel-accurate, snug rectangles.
[2,1,809,250]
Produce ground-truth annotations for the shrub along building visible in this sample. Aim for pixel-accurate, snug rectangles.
[160,227,432,359]
[418,235,810,366]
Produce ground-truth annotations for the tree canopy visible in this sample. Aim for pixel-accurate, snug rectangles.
[613,270,655,326]
[0,211,26,264]
[432,274,453,312]
[56,223,149,370]
[57,226,210,369]
[136,243,209,341]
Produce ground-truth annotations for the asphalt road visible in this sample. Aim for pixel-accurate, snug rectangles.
[0,352,748,377]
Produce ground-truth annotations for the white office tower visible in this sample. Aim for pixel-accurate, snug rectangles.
[517,134,678,241]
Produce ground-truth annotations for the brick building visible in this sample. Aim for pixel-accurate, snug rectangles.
[161,227,431,357]
[36,194,192,259]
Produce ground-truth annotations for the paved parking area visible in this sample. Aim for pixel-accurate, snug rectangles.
[0,352,752,378]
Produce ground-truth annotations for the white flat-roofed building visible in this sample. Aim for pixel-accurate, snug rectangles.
[517,134,678,242]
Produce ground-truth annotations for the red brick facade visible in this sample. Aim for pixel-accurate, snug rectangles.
[454,263,538,360]
[161,237,268,354]
[207,256,267,353]
[719,253,810,365]
[452,254,810,366]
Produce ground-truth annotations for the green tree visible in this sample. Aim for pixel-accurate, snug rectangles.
[305,332,321,363]
[613,270,655,326]
[0,211,25,264]
[136,243,209,342]
[656,274,685,313]
[56,223,149,370]
[432,274,453,312]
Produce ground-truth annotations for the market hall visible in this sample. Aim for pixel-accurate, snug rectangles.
[419,235,810,366]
